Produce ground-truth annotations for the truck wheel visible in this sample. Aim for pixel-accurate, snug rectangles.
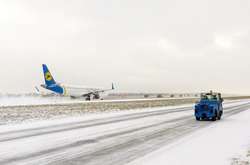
[196,117,200,121]
[211,117,216,121]
[211,111,217,121]
[217,112,222,120]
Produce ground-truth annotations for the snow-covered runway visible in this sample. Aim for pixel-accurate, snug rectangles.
[0,100,249,165]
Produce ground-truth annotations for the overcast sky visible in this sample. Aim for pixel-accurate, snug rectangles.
[0,0,249,94]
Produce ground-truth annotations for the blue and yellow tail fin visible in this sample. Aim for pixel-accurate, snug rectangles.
[42,64,56,86]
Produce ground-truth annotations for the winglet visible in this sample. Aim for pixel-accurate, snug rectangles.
[112,83,115,90]
[35,86,40,93]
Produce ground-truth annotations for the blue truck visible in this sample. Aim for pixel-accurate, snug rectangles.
[194,91,224,121]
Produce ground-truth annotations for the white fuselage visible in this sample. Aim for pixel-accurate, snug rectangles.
[62,84,102,97]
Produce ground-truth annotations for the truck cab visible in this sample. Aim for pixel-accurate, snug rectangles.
[194,91,223,121]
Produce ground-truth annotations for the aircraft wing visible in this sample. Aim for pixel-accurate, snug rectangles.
[82,83,115,97]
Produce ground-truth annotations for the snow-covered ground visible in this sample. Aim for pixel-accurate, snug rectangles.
[0,95,199,107]
[128,104,250,165]
[0,100,249,165]
[0,97,243,125]
[0,96,200,125]
[0,103,195,165]
[0,94,243,107]
[0,95,84,107]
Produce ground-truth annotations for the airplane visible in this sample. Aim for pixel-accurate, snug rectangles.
[39,64,115,100]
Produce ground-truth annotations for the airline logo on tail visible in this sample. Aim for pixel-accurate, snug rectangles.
[45,72,53,81]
